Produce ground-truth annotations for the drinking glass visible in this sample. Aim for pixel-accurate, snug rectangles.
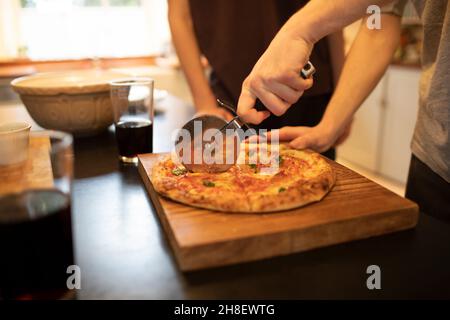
[0,130,74,300]
[110,78,154,164]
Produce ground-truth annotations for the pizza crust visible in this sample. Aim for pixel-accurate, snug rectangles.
[247,170,335,212]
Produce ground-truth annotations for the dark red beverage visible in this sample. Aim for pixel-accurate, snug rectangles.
[0,189,74,300]
[115,120,153,160]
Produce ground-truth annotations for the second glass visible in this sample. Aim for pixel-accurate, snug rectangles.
[110,78,154,163]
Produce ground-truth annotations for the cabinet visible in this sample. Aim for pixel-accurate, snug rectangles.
[337,74,386,172]
[338,66,421,184]
[379,66,420,182]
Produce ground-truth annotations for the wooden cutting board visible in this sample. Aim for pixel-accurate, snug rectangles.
[138,153,419,271]
[0,136,53,195]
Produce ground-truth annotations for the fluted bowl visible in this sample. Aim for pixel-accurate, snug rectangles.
[11,70,127,136]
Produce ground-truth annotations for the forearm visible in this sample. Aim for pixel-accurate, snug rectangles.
[320,14,402,135]
[327,31,345,86]
[168,0,215,110]
[281,0,393,44]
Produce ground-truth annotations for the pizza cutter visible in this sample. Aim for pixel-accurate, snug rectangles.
[174,104,250,174]
[174,61,316,173]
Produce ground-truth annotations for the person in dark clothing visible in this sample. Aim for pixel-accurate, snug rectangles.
[168,0,350,160]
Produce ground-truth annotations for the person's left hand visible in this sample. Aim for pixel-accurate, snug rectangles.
[267,119,353,153]
[270,125,336,153]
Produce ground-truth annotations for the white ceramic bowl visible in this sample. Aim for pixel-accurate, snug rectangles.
[11,70,128,137]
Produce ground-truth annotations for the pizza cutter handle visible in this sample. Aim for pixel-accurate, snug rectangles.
[216,99,238,116]
[254,61,316,112]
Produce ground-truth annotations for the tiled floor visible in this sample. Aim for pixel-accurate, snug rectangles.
[337,158,406,196]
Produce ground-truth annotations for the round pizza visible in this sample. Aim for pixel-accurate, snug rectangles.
[151,143,335,213]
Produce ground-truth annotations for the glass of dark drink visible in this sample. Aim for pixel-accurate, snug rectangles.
[110,77,154,164]
[0,130,75,300]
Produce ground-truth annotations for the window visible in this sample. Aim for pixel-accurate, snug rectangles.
[20,0,143,8]
[16,0,170,60]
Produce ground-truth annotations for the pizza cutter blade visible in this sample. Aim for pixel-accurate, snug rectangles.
[174,115,241,173]
[174,98,263,173]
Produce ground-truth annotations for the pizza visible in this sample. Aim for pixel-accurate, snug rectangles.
[151,143,335,213]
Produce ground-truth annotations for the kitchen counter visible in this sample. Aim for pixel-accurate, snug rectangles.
[3,96,450,299]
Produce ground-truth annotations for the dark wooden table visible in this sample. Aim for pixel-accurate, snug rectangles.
[69,96,450,299]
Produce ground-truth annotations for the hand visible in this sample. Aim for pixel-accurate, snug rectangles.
[267,115,354,153]
[273,125,336,153]
[237,34,314,124]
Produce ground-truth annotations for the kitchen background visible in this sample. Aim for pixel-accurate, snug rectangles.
[0,0,422,196]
